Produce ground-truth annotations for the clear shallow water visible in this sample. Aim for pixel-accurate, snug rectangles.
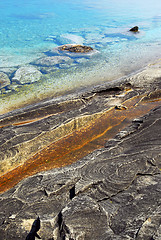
[0,0,161,113]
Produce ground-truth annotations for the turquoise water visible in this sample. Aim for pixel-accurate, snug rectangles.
[0,0,161,112]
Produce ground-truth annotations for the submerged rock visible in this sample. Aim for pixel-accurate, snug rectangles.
[12,67,42,84]
[0,72,10,89]
[46,34,84,45]
[129,26,139,32]
[59,44,94,53]
[32,55,73,67]
[57,34,84,45]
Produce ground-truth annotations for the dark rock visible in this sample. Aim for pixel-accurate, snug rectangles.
[129,26,139,32]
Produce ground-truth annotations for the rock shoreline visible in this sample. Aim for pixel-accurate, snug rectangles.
[0,44,98,96]
[0,59,161,239]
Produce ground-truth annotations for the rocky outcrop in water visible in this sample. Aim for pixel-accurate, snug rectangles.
[59,44,93,53]
[129,26,139,32]
[47,44,98,58]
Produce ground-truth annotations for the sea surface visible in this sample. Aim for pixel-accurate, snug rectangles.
[0,0,161,113]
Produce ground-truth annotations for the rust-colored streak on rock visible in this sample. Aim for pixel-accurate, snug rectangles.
[0,97,160,193]
[0,114,55,128]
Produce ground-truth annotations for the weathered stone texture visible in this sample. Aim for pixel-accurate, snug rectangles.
[0,104,160,240]
[0,60,161,239]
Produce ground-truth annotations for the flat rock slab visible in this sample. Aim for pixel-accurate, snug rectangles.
[0,103,160,239]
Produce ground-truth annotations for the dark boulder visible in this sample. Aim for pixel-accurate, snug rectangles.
[129,26,139,32]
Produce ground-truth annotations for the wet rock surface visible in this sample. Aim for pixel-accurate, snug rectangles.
[0,61,161,239]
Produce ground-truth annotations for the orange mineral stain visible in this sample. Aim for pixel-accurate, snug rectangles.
[0,96,160,193]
